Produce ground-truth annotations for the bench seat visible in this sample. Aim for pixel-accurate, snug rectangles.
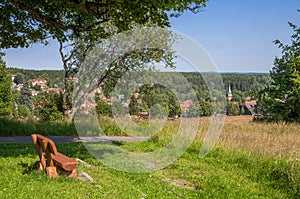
[51,152,78,171]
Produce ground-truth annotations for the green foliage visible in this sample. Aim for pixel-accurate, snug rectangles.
[149,104,165,118]
[0,1,207,49]
[13,73,25,85]
[227,102,240,116]
[182,73,271,101]
[231,90,245,103]
[257,20,300,123]
[188,100,212,117]
[112,101,126,116]
[95,98,111,116]
[129,95,140,116]
[1,0,208,121]
[139,84,181,117]
[7,68,64,87]
[0,59,13,115]
[199,100,213,116]
[8,67,271,101]
[32,84,41,91]
[18,82,32,107]
[33,91,63,121]
[17,105,31,118]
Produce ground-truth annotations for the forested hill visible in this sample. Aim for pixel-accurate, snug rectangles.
[182,72,271,94]
[8,67,64,87]
[7,67,271,94]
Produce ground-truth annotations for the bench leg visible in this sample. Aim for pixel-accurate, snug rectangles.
[35,161,44,171]
[46,166,59,178]
[67,169,77,178]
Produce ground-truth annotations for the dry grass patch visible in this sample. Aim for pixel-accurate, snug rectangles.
[217,116,300,160]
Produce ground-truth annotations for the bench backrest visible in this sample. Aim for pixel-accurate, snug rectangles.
[31,134,59,168]
[32,134,58,154]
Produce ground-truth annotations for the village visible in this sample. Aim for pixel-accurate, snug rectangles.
[9,72,258,120]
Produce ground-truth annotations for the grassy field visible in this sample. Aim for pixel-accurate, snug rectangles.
[0,116,299,198]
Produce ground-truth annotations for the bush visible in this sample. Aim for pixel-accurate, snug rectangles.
[17,105,31,117]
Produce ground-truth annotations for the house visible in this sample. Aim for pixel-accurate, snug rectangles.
[49,87,62,94]
[99,93,106,100]
[31,90,40,96]
[181,100,193,112]
[181,100,193,117]
[139,111,149,118]
[243,100,257,115]
[16,84,24,90]
[69,77,78,83]
[27,78,47,88]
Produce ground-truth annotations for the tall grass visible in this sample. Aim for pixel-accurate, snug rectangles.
[219,116,300,160]
[0,117,77,136]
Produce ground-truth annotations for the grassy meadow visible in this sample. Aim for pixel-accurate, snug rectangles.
[0,116,299,198]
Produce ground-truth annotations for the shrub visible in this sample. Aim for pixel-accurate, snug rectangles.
[17,105,31,117]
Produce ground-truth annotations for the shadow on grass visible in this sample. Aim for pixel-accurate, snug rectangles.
[0,143,90,158]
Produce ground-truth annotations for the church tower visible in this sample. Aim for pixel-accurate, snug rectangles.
[227,84,233,101]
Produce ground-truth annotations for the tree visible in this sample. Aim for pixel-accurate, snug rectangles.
[0,59,13,115]
[129,95,139,116]
[33,91,64,121]
[188,102,199,117]
[18,105,31,117]
[139,84,181,117]
[0,0,207,121]
[198,100,212,116]
[226,102,239,116]
[13,73,25,85]
[257,20,300,122]
[95,98,111,117]
[0,0,207,48]
[188,100,212,117]
[231,90,244,103]
[18,82,32,108]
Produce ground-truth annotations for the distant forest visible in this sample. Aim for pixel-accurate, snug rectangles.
[7,67,271,98]
[8,67,64,88]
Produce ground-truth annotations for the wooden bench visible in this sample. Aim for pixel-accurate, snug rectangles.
[31,134,78,178]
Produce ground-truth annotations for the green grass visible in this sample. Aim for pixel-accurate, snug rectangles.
[1,116,299,198]
[0,142,299,198]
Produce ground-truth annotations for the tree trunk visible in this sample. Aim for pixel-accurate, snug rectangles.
[62,75,73,122]
[59,39,74,122]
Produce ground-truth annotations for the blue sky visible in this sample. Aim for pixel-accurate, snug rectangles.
[3,0,300,72]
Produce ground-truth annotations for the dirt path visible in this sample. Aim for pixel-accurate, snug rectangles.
[0,136,149,143]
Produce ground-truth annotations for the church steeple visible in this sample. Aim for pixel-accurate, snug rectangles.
[227,84,233,101]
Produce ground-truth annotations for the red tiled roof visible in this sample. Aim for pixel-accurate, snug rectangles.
[27,78,47,83]
[50,88,62,91]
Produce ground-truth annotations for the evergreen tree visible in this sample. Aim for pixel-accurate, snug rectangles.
[18,82,32,108]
